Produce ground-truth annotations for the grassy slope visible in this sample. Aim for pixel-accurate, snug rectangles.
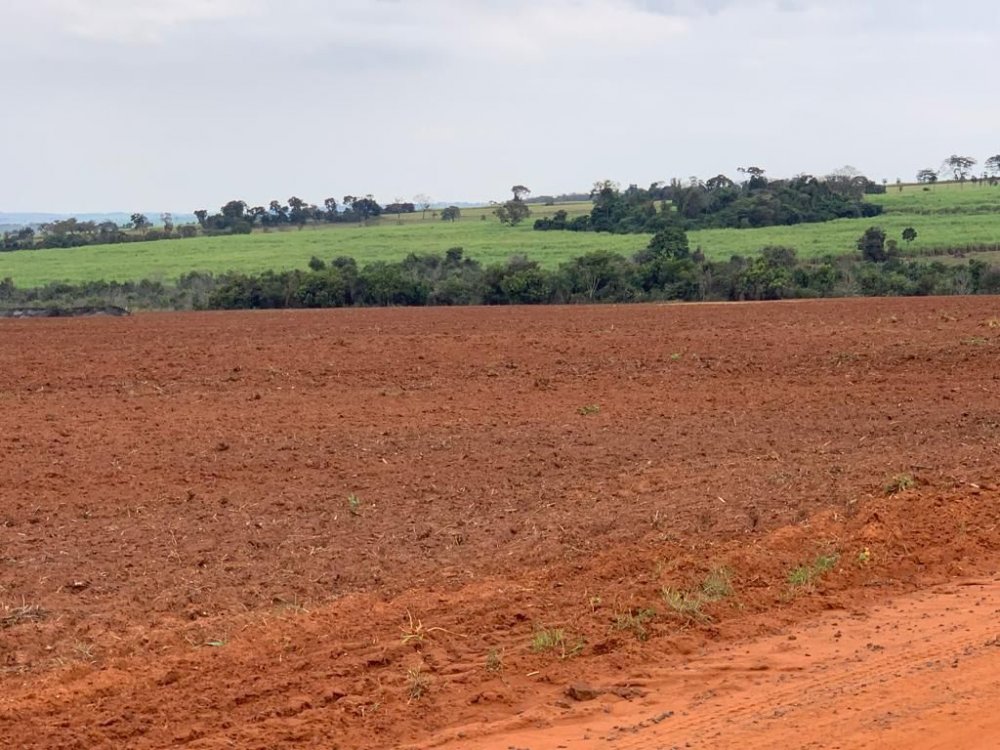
[2,185,998,286]
[690,182,1000,259]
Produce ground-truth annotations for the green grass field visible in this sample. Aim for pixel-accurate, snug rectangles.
[2,184,998,286]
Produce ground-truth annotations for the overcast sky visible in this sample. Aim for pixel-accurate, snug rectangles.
[2,0,997,212]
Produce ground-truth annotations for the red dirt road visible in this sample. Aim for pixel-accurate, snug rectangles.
[2,298,1000,748]
[435,577,1000,750]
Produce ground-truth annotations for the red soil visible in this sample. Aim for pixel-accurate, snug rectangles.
[1,298,999,748]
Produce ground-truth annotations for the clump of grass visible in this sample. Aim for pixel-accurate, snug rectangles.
[612,607,657,641]
[660,567,735,625]
[788,553,839,589]
[661,587,711,624]
[700,567,733,601]
[406,668,430,701]
[0,602,46,630]
[577,404,601,416]
[347,493,362,516]
[884,473,916,495]
[531,627,584,659]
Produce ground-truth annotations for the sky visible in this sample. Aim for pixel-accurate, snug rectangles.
[1,0,997,213]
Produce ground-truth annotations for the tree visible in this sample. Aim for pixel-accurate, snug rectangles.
[268,200,289,225]
[902,227,918,246]
[705,174,735,191]
[985,155,1000,179]
[247,206,267,225]
[221,200,248,222]
[441,205,461,222]
[413,194,432,219]
[494,199,530,226]
[194,210,208,228]
[857,226,890,263]
[511,185,531,201]
[346,195,382,224]
[160,213,174,233]
[288,196,310,229]
[129,213,151,233]
[738,166,768,190]
[916,168,938,184]
[943,155,977,183]
[323,197,339,222]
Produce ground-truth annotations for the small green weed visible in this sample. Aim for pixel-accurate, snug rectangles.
[612,607,657,641]
[701,567,734,601]
[531,627,584,659]
[661,588,710,624]
[660,567,735,625]
[577,404,601,416]
[884,473,915,495]
[788,553,839,589]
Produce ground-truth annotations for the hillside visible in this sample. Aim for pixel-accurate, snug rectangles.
[0,184,998,287]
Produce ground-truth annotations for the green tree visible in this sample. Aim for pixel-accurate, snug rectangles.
[559,250,632,301]
[494,199,530,226]
[857,226,890,262]
[441,205,461,222]
[944,155,977,183]
[916,168,938,184]
[288,196,311,229]
[129,213,151,233]
[902,227,917,245]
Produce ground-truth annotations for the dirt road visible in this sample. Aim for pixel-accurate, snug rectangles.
[431,577,1000,749]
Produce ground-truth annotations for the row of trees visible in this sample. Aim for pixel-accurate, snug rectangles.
[1,192,470,250]
[192,195,398,234]
[0,213,196,251]
[534,170,883,235]
[916,154,1000,185]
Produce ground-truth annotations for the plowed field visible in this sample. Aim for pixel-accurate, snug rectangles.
[2,298,999,749]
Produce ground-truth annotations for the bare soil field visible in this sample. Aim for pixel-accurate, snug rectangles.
[1,298,999,749]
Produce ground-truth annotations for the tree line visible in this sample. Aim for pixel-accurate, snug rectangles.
[916,154,1000,185]
[5,225,997,311]
[533,169,885,235]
